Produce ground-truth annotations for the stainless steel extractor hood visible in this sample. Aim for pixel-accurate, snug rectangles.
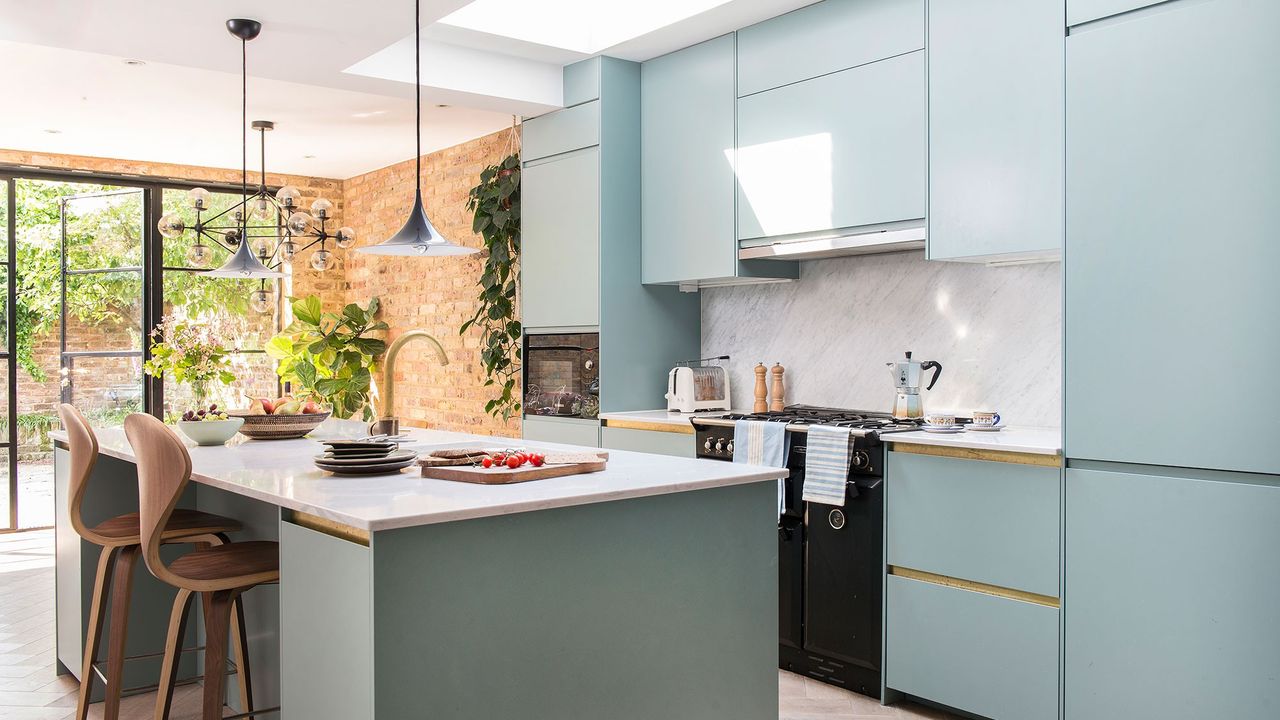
[738,219,926,261]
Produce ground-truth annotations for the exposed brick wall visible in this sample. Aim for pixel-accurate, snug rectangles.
[342,128,519,436]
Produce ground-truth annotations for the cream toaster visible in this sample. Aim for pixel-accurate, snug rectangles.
[665,358,731,413]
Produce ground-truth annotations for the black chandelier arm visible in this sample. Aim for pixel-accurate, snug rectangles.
[289,234,328,256]
[196,227,239,254]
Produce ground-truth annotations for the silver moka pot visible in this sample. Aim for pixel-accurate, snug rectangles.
[886,351,942,419]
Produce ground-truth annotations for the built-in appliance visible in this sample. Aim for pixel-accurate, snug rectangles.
[887,351,942,420]
[523,333,600,419]
[665,356,732,413]
[737,219,926,261]
[693,405,923,697]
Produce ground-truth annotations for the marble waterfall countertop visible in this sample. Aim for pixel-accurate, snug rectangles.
[49,426,787,532]
[885,425,1061,456]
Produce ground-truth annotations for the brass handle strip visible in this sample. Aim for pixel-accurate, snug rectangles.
[889,442,1061,467]
[601,418,695,435]
[289,511,370,547]
[889,565,1060,608]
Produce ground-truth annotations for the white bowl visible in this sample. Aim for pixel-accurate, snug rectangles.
[177,417,244,446]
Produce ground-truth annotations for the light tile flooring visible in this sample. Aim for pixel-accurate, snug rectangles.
[3,529,956,719]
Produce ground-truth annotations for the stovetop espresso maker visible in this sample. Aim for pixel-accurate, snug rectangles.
[886,351,942,419]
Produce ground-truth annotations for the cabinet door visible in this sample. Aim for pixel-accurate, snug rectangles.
[521,102,600,162]
[641,35,736,284]
[1065,0,1280,474]
[927,0,1062,261]
[1067,0,1163,26]
[521,150,600,329]
[736,51,926,241]
[601,427,694,458]
[1065,466,1280,719]
[522,417,601,448]
[737,0,923,97]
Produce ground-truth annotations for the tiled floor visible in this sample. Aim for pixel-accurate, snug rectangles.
[3,529,956,719]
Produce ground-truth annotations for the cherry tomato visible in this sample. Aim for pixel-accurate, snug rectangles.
[481,457,493,469]
[506,455,523,469]
[529,454,545,467]
[515,452,528,464]
[492,453,506,464]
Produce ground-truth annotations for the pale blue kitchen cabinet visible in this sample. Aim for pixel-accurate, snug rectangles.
[521,101,600,162]
[640,34,795,286]
[1064,0,1280,475]
[1067,0,1164,26]
[736,0,923,97]
[522,416,601,448]
[520,148,600,330]
[1065,465,1280,719]
[600,426,694,458]
[927,0,1063,262]
[736,51,925,242]
[562,56,600,106]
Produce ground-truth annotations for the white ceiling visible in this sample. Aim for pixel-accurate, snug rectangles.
[0,0,814,179]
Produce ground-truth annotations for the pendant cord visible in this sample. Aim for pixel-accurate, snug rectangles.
[415,0,421,198]
[241,37,248,228]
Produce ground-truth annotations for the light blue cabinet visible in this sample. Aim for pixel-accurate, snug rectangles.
[1067,0,1164,26]
[522,416,601,447]
[736,51,925,241]
[600,426,694,458]
[1065,465,1280,719]
[886,575,1058,720]
[736,0,923,97]
[521,149,600,330]
[927,0,1063,262]
[562,56,601,106]
[1065,0,1280,475]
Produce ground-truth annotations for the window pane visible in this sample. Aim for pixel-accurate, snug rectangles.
[64,189,143,269]
[161,272,279,351]
[65,272,143,351]
[64,355,143,421]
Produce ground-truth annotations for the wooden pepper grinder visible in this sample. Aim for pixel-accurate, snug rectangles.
[753,363,769,413]
[770,364,786,412]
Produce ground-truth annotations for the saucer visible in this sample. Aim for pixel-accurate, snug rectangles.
[921,425,964,434]
[966,425,1004,432]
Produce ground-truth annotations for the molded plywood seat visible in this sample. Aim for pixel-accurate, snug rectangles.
[58,404,245,720]
[124,412,281,720]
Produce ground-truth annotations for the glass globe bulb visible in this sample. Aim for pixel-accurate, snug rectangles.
[157,213,185,238]
[188,187,211,211]
[186,242,211,268]
[335,226,356,249]
[249,289,274,314]
[310,197,333,220]
[310,249,335,272]
[224,229,241,246]
[278,239,297,262]
[250,195,273,220]
[275,185,301,208]
[251,237,273,258]
[287,211,313,234]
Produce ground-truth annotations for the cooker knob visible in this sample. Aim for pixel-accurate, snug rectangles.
[851,450,870,470]
[714,439,725,453]
[704,438,713,452]
[726,441,734,455]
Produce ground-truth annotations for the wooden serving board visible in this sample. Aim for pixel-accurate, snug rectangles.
[419,452,608,484]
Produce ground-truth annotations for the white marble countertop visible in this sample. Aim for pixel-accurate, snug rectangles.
[50,426,787,532]
[885,426,1061,456]
[598,409,728,428]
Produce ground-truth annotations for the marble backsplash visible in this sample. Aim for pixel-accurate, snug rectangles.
[701,252,1062,427]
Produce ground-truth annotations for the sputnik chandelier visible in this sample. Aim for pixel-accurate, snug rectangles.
[155,18,353,313]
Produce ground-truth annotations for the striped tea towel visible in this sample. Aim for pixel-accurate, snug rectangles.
[803,425,851,507]
[733,420,788,518]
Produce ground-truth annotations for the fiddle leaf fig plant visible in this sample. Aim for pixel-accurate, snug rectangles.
[461,152,521,422]
[266,295,388,420]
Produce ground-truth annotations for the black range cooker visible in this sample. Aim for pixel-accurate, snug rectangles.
[692,405,922,697]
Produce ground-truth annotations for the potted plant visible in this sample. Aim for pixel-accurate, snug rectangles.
[266,295,387,424]
[143,313,239,406]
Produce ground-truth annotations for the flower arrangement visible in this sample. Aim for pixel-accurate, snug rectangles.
[143,313,241,404]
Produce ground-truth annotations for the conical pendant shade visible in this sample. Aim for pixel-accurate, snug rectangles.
[203,236,284,278]
[358,190,477,256]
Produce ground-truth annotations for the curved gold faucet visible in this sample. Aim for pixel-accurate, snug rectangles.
[379,330,448,421]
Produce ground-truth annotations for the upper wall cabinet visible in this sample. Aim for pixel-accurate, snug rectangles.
[1065,0,1280,474]
[926,0,1063,262]
[641,35,795,286]
[521,101,600,162]
[736,0,924,97]
[521,149,600,329]
[736,51,926,242]
[1067,0,1164,26]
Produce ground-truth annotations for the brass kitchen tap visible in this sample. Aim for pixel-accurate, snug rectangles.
[369,330,447,436]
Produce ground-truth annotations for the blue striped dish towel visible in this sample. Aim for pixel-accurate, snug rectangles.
[803,425,851,507]
[733,420,788,518]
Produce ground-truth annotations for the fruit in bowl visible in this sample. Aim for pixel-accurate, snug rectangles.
[231,396,330,440]
[176,404,244,446]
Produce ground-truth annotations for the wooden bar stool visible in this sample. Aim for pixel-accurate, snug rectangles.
[58,404,247,720]
[124,412,280,720]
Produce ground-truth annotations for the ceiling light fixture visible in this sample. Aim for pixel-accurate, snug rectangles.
[357,0,477,257]
[43,129,62,134]
[122,59,146,66]
[156,19,352,310]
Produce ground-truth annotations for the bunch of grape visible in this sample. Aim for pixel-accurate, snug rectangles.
[181,404,229,422]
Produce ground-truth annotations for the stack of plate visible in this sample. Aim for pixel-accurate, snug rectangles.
[315,440,418,475]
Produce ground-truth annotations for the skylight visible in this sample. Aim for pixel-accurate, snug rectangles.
[438,0,734,54]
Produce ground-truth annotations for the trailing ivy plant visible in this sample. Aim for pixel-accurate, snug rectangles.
[461,152,522,422]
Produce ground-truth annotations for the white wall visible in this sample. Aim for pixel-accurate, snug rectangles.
[701,252,1062,427]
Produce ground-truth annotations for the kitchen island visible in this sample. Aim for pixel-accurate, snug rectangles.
[51,426,786,720]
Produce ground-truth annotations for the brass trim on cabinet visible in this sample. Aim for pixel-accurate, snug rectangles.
[888,565,1060,608]
[289,511,370,547]
[601,418,695,435]
[888,442,1061,467]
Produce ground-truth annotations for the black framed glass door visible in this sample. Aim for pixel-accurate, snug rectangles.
[1,177,17,531]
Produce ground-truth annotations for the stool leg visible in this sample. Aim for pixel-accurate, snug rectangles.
[103,545,141,720]
[230,594,254,717]
[201,589,237,720]
[154,588,194,720]
[76,545,118,720]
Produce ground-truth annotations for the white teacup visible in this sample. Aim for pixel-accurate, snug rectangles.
[971,411,1001,427]
[924,414,955,428]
